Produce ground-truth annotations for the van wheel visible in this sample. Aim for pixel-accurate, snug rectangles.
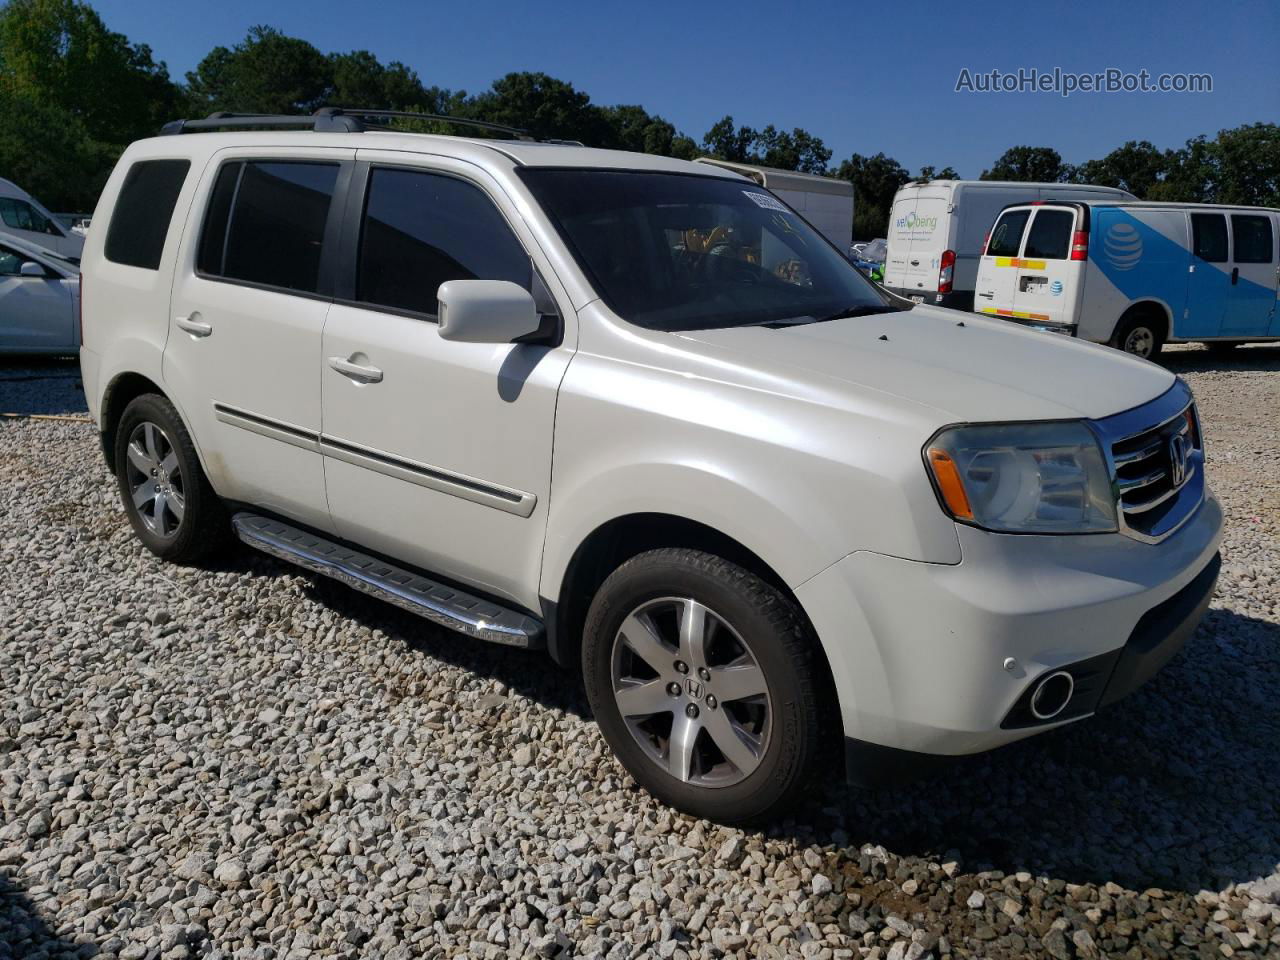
[114,394,228,564]
[1111,313,1164,359]
[581,548,827,824]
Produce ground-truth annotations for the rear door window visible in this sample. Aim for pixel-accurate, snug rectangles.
[1022,209,1075,260]
[986,209,1030,257]
[1231,214,1274,264]
[1190,213,1228,262]
[104,159,191,269]
[198,160,340,294]
[356,167,530,316]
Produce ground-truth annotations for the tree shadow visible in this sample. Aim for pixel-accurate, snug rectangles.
[1162,341,1280,374]
[235,542,1279,894]
[0,872,95,958]
[0,357,86,417]
[796,605,1280,894]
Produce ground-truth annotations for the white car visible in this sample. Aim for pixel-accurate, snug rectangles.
[0,232,81,354]
[0,178,85,260]
[79,109,1223,822]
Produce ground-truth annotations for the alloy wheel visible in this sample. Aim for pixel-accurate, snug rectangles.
[1124,326,1155,358]
[610,596,771,787]
[125,421,185,538]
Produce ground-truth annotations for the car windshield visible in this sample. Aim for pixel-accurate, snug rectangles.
[519,168,894,331]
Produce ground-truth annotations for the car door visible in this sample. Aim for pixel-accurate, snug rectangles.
[319,154,574,610]
[164,148,354,534]
[0,245,74,351]
[1222,212,1277,337]
[900,188,950,299]
[1009,206,1080,326]
[1185,212,1230,338]
[974,206,1031,318]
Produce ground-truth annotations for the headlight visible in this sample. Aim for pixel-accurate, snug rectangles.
[925,422,1116,534]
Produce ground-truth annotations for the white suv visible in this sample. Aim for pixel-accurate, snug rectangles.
[80,109,1223,823]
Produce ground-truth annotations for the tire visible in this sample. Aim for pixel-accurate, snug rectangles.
[1111,313,1164,360]
[113,393,228,564]
[582,548,828,824]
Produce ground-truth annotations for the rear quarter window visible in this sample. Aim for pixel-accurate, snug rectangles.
[104,159,192,269]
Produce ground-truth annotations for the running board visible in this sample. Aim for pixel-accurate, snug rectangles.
[232,513,544,648]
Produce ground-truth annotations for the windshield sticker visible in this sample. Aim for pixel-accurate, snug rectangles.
[742,191,790,213]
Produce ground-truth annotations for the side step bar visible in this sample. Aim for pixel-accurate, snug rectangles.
[232,513,544,648]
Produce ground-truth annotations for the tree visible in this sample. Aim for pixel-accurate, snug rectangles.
[467,71,607,143]
[186,26,331,115]
[700,116,831,173]
[327,50,437,112]
[1210,122,1280,207]
[0,0,180,143]
[834,152,911,240]
[1067,140,1168,197]
[915,165,959,183]
[981,146,1066,183]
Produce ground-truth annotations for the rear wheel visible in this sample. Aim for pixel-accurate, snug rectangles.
[1111,312,1165,360]
[582,548,828,823]
[114,394,228,564]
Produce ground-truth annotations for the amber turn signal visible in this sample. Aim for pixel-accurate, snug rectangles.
[927,448,974,521]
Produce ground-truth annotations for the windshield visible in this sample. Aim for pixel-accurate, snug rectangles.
[519,168,893,331]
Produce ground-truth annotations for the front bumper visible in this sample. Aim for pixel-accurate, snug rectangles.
[795,492,1223,763]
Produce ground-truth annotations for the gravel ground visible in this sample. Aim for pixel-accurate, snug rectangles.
[2,345,1278,960]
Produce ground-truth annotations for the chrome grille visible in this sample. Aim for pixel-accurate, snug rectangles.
[1092,381,1205,543]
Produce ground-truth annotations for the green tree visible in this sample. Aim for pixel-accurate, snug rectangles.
[700,116,831,173]
[701,115,757,163]
[466,71,607,142]
[1068,140,1168,197]
[915,165,959,183]
[327,50,437,112]
[0,0,180,143]
[981,146,1066,183]
[1210,122,1280,207]
[835,152,911,240]
[186,25,331,115]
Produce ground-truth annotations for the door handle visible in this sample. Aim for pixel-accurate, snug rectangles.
[977,291,994,299]
[1231,267,1239,285]
[910,259,920,266]
[328,356,383,384]
[175,314,212,338]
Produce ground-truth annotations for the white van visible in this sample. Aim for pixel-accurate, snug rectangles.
[695,157,854,247]
[883,180,1135,311]
[0,178,85,260]
[974,200,1280,358]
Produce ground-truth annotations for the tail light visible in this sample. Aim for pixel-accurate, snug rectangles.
[1070,229,1089,261]
[982,232,991,255]
[938,249,956,294]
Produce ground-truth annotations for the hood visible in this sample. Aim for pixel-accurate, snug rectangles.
[673,305,1175,424]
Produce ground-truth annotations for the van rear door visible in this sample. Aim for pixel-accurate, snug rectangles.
[974,206,1031,319]
[1008,205,1082,328]
[901,187,950,301]
[882,192,917,293]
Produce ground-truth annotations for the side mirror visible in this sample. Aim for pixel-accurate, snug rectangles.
[19,261,47,278]
[437,279,541,343]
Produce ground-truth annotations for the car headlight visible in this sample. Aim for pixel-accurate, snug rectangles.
[924,422,1117,534]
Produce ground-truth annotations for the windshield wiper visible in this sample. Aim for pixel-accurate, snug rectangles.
[750,304,901,329]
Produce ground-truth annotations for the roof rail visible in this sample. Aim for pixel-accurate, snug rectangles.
[159,107,534,141]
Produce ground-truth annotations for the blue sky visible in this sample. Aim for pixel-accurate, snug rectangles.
[95,0,1278,177]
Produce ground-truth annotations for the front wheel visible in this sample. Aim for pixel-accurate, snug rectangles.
[582,548,830,823]
[114,393,228,564]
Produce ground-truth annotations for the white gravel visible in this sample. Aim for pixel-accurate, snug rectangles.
[2,345,1278,960]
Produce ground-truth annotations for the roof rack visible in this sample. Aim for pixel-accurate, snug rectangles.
[159,107,535,141]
